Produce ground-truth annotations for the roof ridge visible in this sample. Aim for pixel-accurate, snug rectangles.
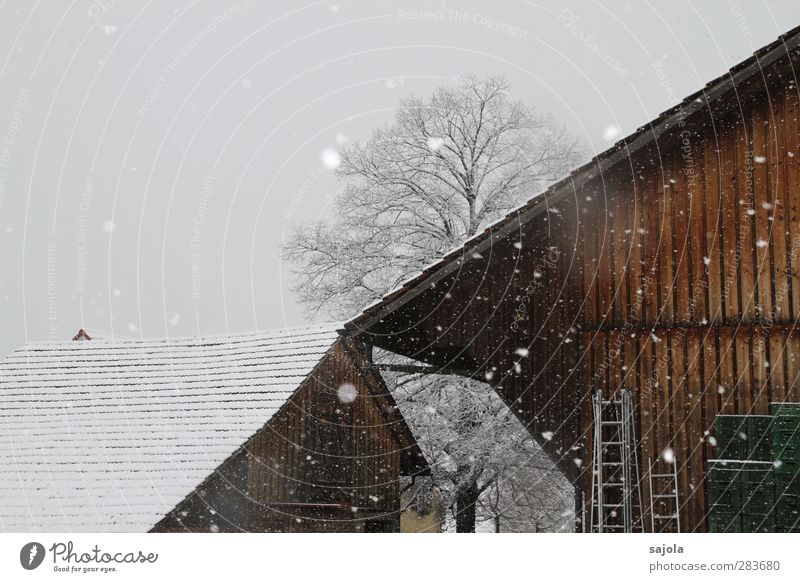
[13,322,343,351]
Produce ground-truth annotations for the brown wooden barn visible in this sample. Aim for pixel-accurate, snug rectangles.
[343,27,800,532]
[0,325,428,533]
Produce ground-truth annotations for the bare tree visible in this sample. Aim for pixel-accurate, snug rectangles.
[284,75,582,532]
[384,364,574,533]
[285,75,580,319]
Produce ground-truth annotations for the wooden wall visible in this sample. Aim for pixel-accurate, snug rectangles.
[153,339,407,533]
[574,82,800,531]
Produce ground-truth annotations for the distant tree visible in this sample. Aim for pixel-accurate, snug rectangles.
[385,365,574,533]
[284,75,582,532]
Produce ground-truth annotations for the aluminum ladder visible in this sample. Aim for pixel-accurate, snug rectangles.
[590,389,644,532]
[649,455,681,532]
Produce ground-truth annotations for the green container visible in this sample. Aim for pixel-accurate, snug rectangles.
[714,416,750,460]
[708,460,776,532]
[742,512,775,533]
[709,511,741,533]
[775,504,800,532]
[748,416,775,462]
[774,442,800,462]
[708,407,800,532]
[708,462,742,508]
[770,402,800,417]
[776,474,800,497]
[773,416,800,431]
[740,465,775,512]
[714,415,774,461]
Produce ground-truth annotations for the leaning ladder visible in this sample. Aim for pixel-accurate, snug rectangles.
[590,389,644,532]
[649,456,681,532]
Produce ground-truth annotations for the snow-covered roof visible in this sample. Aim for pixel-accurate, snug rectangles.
[0,324,340,532]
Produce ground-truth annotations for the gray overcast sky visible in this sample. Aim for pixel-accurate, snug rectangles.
[0,0,798,359]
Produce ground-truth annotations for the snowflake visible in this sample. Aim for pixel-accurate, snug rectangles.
[320,148,341,170]
[426,136,444,152]
[337,383,357,403]
[603,125,621,141]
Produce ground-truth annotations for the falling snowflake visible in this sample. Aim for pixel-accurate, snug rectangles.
[320,148,341,170]
[128,322,138,332]
[337,383,357,403]
[756,239,768,248]
[513,241,522,249]
[209,524,219,533]
[703,256,711,265]
[708,436,717,446]
[515,347,530,357]
[384,77,406,90]
[426,136,444,152]
[573,458,583,467]
[753,155,766,163]
[541,431,554,441]
[662,447,675,464]
[241,77,253,88]
[762,201,773,210]
[101,25,118,35]
[102,220,115,233]
[335,133,348,145]
[169,313,180,326]
[603,125,621,141]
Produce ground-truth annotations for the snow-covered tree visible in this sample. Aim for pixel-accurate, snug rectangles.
[284,75,581,532]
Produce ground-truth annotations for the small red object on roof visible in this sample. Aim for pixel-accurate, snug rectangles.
[72,329,92,341]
